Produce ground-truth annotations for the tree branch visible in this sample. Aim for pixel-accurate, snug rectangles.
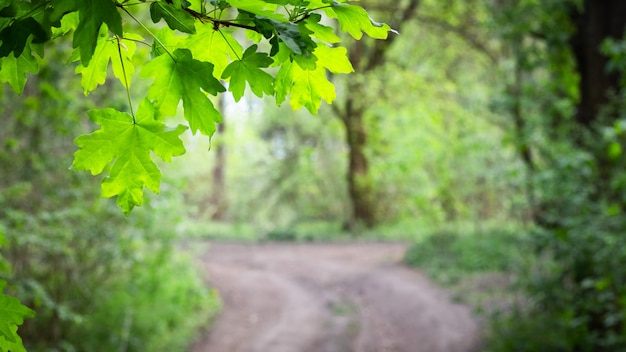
[363,0,421,72]
[414,14,498,64]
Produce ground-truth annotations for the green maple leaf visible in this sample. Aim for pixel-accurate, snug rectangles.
[141,48,225,136]
[73,26,142,94]
[274,60,292,106]
[150,0,196,34]
[183,25,243,78]
[222,44,274,101]
[275,59,335,114]
[0,281,34,352]
[226,0,286,21]
[290,63,335,113]
[325,3,390,40]
[0,17,48,58]
[304,14,341,44]
[278,21,317,57]
[0,46,38,94]
[314,45,353,74]
[72,100,187,214]
[0,331,26,352]
[73,0,123,65]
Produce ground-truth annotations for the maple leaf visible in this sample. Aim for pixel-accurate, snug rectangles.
[182,24,243,78]
[226,0,286,21]
[73,26,141,94]
[325,3,390,40]
[72,100,187,214]
[0,17,48,58]
[314,45,354,74]
[73,0,123,65]
[150,0,196,34]
[222,44,274,101]
[0,45,38,95]
[290,63,335,113]
[0,281,34,352]
[141,48,225,136]
[304,14,341,44]
[275,59,335,114]
[274,59,292,106]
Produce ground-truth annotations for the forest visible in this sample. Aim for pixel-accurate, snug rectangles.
[1,0,626,351]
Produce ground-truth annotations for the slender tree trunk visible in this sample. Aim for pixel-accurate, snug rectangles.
[341,83,375,228]
[510,53,536,222]
[209,96,227,221]
[335,0,421,229]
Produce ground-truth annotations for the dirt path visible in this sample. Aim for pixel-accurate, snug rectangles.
[192,242,481,352]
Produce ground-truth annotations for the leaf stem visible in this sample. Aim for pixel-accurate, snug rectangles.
[120,7,176,61]
[116,36,135,123]
[218,29,241,61]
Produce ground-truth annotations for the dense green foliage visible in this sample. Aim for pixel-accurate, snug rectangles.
[479,2,626,351]
[398,1,626,351]
[0,0,390,215]
[0,41,219,351]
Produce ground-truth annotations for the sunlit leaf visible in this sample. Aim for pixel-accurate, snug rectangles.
[72,100,187,214]
[325,3,390,40]
[0,46,38,94]
[0,281,33,352]
[141,48,225,135]
[182,24,242,78]
[314,45,353,74]
[73,26,141,94]
[222,44,274,101]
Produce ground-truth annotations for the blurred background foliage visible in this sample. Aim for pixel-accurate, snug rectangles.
[177,0,525,238]
[173,0,626,350]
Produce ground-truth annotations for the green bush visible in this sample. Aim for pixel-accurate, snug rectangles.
[74,244,220,352]
[2,192,221,352]
[487,219,626,352]
[403,227,529,284]
[486,119,626,351]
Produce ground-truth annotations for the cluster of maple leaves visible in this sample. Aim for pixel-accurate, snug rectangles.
[0,1,388,349]
[1,0,389,216]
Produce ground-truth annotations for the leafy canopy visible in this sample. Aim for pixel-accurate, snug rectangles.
[0,0,390,215]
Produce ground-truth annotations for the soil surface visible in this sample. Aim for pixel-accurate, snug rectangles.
[192,242,481,352]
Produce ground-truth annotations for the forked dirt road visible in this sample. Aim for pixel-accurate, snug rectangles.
[193,242,481,352]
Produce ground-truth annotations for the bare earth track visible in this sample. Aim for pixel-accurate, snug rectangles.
[193,242,481,352]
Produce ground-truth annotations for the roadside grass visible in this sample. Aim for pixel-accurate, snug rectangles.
[176,217,439,243]
[403,223,532,318]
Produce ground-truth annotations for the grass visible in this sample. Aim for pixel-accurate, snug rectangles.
[403,224,531,317]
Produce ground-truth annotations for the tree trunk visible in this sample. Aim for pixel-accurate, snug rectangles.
[341,83,376,228]
[209,96,227,221]
[510,53,537,222]
[567,0,626,342]
[570,0,626,128]
[336,0,421,229]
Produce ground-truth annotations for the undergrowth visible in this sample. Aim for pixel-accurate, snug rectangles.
[403,226,531,285]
